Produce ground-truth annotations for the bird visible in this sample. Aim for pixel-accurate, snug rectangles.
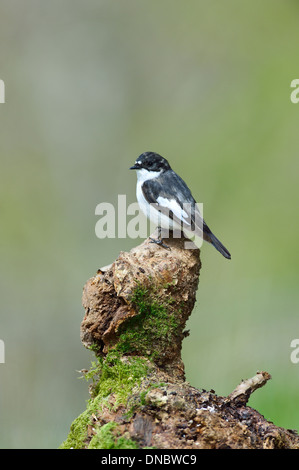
[130,151,231,259]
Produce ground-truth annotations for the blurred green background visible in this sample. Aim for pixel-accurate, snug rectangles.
[1,0,299,448]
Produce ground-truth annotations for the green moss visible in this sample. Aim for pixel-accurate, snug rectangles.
[116,283,180,361]
[60,393,104,449]
[86,350,149,403]
[60,351,149,449]
[88,422,139,449]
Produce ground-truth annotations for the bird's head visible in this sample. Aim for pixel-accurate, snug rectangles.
[130,152,171,173]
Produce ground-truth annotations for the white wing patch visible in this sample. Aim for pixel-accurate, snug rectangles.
[156,197,191,226]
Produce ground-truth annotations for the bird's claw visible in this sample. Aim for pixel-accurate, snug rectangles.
[149,237,171,250]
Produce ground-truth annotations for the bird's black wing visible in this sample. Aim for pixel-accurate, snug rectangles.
[142,170,205,235]
[142,170,231,259]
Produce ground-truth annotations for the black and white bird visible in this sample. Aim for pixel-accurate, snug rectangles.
[130,151,231,259]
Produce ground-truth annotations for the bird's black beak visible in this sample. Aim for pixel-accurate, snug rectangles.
[129,164,139,170]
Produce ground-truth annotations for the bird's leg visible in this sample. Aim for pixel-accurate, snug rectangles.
[149,226,170,250]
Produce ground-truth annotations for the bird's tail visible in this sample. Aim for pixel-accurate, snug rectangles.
[208,232,231,260]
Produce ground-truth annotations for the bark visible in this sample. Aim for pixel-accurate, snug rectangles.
[61,232,299,449]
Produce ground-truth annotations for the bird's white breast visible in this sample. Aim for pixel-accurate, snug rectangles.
[136,168,162,184]
[136,169,161,220]
[135,169,181,231]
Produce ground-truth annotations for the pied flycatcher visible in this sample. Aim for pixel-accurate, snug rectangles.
[130,151,231,259]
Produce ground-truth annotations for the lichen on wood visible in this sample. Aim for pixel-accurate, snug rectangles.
[60,232,299,449]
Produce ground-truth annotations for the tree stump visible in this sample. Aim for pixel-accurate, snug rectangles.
[60,232,299,449]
